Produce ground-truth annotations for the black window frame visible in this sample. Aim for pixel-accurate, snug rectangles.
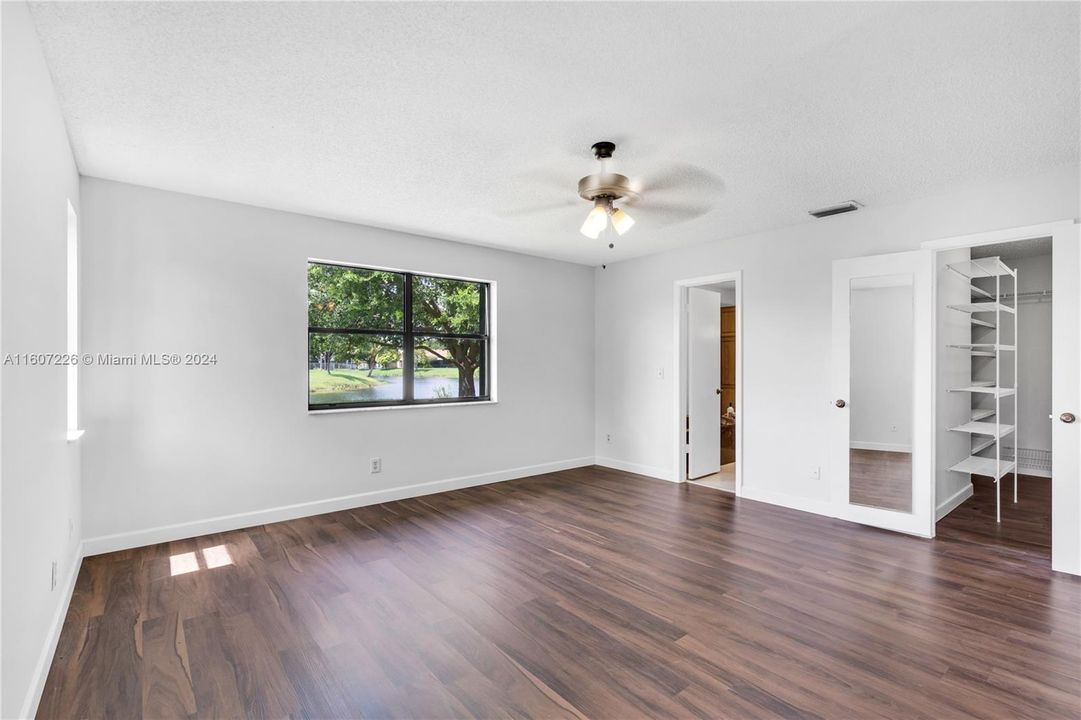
[308,261,491,410]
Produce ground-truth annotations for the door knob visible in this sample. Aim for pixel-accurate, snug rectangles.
[1062,412,1076,424]
[835,399,847,408]
[716,388,722,395]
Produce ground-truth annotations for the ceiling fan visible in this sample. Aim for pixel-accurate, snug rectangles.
[577,141,638,239]
[499,141,724,246]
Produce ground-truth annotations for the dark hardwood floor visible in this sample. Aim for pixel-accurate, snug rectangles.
[39,466,1080,719]
[937,473,1052,553]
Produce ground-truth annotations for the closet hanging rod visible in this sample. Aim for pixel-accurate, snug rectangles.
[1000,289,1051,304]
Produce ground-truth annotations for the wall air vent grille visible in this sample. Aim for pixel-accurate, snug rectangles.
[809,201,862,219]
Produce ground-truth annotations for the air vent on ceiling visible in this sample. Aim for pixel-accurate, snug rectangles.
[809,201,862,219]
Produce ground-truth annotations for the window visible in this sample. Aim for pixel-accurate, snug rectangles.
[66,201,83,441]
[308,261,491,409]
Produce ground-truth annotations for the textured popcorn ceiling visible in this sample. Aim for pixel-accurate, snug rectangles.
[972,237,1053,261]
[28,2,1080,265]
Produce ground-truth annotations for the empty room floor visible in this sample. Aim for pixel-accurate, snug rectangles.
[38,467,1079,719]
[688,463,735,493]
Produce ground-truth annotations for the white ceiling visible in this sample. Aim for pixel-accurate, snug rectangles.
[972,236,1053,261]
[28,2,1080,266]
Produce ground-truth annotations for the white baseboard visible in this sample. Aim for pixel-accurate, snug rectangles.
[593,456,678,482]
[83,456,594,556]
[739,485,835,518]
[850,441,912,453]
[21,541,84,720]
[936,483,974,521]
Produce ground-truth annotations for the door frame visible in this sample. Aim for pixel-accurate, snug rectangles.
[922,218,1080,575]
[674,271,743,494]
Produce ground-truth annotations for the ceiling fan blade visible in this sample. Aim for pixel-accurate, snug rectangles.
[636,163,725,197]
[619,163,726,227]
[492,166,582,218]
[624,200,713,225]
[495,198,580,218]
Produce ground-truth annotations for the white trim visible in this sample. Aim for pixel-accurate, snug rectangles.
[740,486,835,519]
[83,457,593,556]
[925,219,1081,575]
[309,400,497,414]
[850,441,912,453]
[21,542,85,720]
[594,456,677,482]
[936,482,974,521]
[673,270,743,495]
[66,200,80,436]
[306,256,495,286]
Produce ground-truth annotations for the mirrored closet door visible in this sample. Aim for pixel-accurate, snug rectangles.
[831,250,935,536]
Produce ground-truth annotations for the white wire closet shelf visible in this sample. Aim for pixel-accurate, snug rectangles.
[948,385,1016,397]
[947,421,1014,438]
[946,256,1016,279]
[948,456,1016,480]
[947,302,1016,314]
[943,253,1018,523]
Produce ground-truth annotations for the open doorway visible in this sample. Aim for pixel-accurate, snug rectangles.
[676,273,741,494]
[933,236,1054,554]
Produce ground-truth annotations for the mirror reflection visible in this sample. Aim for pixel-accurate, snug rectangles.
[849,275,914,512]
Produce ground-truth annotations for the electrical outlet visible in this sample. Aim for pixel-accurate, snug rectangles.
[68,518,74,540]
[891,424,898,432]
[50,560,57,591]
[658,367,665,379]
[810,466,820,481]
[606,433,612,444]
[370,457,382,474]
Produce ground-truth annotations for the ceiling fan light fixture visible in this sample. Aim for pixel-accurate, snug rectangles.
[580,199,609,239]
[578,143,643,241]
[610,206,635,235]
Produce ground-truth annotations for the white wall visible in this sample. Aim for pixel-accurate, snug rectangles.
[593,164,1080,518]
[1,3,83,717]
[1002,253,1053,457]
[79,178,595,550]
[935,248,974,519]
[849,285,913,451]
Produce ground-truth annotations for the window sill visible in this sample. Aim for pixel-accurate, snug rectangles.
[66,429,85,442]
[309,400,497,415]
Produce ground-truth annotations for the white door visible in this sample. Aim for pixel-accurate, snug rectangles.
[1051,222,1081,574]
[831,250,935,536]
[688,287,721,479]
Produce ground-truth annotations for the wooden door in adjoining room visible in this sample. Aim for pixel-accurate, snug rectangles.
[720,306,736,465]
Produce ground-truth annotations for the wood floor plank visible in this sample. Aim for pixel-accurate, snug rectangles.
[140,612,197,719]
[183,613,246,719]
[38,466,1081,719]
